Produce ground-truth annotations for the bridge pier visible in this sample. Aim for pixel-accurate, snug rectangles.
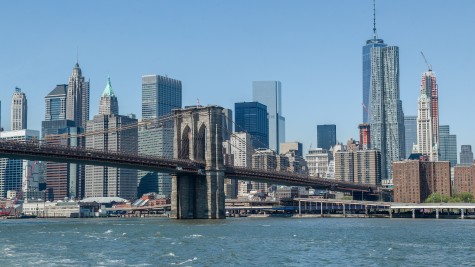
[171,106,226,219]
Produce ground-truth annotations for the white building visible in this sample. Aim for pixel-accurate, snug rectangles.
[230,132,253,167]
[305,148,329,178]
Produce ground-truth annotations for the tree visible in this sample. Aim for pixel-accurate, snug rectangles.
[449,192,474,203]
[424,192,449,203]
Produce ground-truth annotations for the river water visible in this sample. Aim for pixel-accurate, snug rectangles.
[1,217,474,266]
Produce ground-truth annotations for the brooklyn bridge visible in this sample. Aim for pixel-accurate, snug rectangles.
[0,105,382,219]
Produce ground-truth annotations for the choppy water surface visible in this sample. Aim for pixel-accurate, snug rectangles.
[1,217,474,266]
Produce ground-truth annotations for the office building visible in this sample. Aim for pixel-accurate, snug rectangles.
[42,84,84,200]
[45,85,67,121]
[460,145,473,165]
[454,164,475,195]
[393,160,451,203]
[85,78,138,200]
[66,63,90,128]
[229,132,253,167]
[142,74,182,119]
[138,74,181,197]
[0,130,40,198]
[280,142,303,158]
[11,87,28,131]
[306,148,329,178]
[416,89,438,161]
[362,7,387,123]
[253,81,285,152]
[420,67,439,146]
[138,123,173,197]
[404,116,417,159]
[99,77,119,116]
[439,125,457,166]
[317,124,336,151]
[369,45,405,180]
[235,102,269,149]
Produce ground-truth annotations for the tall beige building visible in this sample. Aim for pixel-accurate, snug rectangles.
[11,87,27,131]
[84,78,137,200]
[66,63,90,128]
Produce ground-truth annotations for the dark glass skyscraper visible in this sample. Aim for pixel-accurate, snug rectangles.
[235,102,269,150]
[317,124,336,151]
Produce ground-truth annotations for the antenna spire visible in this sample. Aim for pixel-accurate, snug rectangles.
[373,0,377,39]
[76,47,79,64]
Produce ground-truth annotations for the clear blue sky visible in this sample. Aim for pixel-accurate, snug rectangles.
[0,0,474,155]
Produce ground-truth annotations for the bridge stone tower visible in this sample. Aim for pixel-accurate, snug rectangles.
[171,106,226,219]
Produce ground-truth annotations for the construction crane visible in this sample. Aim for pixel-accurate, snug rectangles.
[420,51,432,71]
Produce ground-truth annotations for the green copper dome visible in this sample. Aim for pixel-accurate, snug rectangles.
[102,76,115,97]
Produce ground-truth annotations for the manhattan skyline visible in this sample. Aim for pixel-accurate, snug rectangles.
[0,1,474,154]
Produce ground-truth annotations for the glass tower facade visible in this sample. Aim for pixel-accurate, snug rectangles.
[460,145,474,165]
[252,81,285,153]
[142,75,182,119]
[439,125,457,166]
[369,46,405,180]
[363,38,387,123]
[317,124,337,151]
[234,102,269,150]
[404,116,417,159]
[45,84,67,121]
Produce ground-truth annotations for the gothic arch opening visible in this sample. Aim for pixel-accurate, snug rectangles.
[194,123,207,162]
[180,125,191,160]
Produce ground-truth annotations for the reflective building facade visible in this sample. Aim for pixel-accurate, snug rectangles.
[317,124,337,151]
[404,116,417,159]
[253,81,285,153]
[439,125,457,166]
[234,102,269,150]
[369,45,405,180]
[142,75,182,119]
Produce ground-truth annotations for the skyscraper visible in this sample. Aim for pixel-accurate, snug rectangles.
[420,65,439,145]
[416,91,437,161]
[369,46,405,180]
[142,75,182,119]
[252,81,285,153]
[234,102,269,149]
[139,74,182,197]
[99,77,119,116]
[404,116,417,158]
[66,63,90,128]
[362,2,387,123]
[460,145,473,165]
[0,130,40,198]
[11,87,27,131]
[42,84,84,200]
[439,125,457,166]
[85,77,138,200]
[317,124,336,151]
[45,84,67,121]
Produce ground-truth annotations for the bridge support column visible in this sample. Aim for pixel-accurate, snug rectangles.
[412,209,415,219]
[461,209,464,219]
[436,208,439,219]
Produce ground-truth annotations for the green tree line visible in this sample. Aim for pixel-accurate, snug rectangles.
[424,192,475,203]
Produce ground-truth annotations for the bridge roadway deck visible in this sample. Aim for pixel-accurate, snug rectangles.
[0,140,379,193]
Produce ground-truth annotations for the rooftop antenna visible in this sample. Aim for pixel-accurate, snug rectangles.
[76,47,79,64]
[373,0,377,39]
[420,51,432,71]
